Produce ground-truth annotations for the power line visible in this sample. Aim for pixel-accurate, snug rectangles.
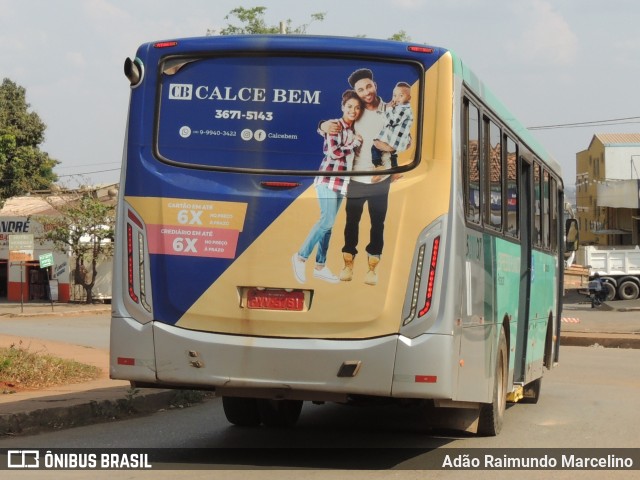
[529,116,640,130]
[55,161,121,171]
[0,167,120,184]
[56,167,120,178]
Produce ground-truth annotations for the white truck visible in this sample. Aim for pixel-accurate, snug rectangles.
[577,245,640,300]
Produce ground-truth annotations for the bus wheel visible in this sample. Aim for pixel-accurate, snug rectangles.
[222,396,261,427]
[478,328,507,436]
[521,377,542,404]
[618,280,640,300]
[257,399,303,427]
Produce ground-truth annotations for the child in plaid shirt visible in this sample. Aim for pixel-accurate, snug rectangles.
[292,90,363,284]
[371,82,413,169]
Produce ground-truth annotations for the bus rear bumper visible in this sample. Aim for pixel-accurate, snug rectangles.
[110,316,157,382]
[391,332,455,399]
[150,321,399,400]
[111,317,400,399]
[111,318,456,402]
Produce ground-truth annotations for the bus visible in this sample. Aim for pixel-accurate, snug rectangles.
[111,35,576,436]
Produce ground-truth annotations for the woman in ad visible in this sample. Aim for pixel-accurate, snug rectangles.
[292,90,364,284]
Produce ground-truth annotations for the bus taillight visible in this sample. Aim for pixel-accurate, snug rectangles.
[154,41,178,48]
[127,209,151,312]
[408,45,434,54]
[128,208,143,228]
[117,357,136,366]
[127,223,139,304]
[419,236,440,317]
[404,244,426,324]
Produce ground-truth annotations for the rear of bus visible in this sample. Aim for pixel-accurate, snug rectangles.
[111,36,458,416]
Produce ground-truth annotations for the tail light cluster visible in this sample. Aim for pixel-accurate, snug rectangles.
[127,209,151,312]
[404,236,441,325]
[419,236,440,317]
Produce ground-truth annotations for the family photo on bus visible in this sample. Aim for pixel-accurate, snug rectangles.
[292,68,415,287]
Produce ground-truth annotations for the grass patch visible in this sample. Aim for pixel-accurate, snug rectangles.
[0,341,101,393]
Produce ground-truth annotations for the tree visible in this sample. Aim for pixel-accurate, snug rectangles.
[208,7,410,41]
[37,192,115,304]
[388,30,411,42]
[208,7,326,35]
[0,79,58,202]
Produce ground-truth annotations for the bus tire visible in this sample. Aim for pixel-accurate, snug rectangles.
[521,377,542,404]
[478,327,507,436]
[257,399,303,427]
[617,280,640,300]
[222,396,261,427]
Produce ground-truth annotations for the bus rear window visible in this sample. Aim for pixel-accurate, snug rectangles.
[156,55,422,174]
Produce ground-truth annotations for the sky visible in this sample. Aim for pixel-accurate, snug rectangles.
[2,0,640,197]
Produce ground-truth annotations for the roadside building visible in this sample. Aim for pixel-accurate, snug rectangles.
[575,133,640,246]
[0,185,117,303]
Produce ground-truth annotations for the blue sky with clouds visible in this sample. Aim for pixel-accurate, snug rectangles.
[2,0,640,193]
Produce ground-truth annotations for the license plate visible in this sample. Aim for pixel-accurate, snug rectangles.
[246,288,305,311]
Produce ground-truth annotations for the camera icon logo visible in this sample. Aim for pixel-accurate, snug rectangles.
[7,450,40,469]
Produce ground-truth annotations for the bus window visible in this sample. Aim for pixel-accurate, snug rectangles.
[506,137,518,237]
[465,101,481,224]
[487,119,502,230]
[543,170,550,248]
[550,176,558,251]
[155,55,422,174]
[533,162,542,247]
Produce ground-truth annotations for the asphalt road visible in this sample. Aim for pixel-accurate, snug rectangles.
[1,305,639,478]
[1,346,638,450]
[0,314,110,349]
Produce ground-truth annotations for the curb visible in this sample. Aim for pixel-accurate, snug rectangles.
[561,333,640,349]
[2,308,111,319]
[0,390,212,437]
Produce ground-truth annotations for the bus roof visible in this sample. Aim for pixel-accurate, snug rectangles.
[139,34,449,64]
[450,51,562,181]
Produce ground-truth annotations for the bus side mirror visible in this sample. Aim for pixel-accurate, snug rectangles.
[565,218,579,252]
[124,57,143,87]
